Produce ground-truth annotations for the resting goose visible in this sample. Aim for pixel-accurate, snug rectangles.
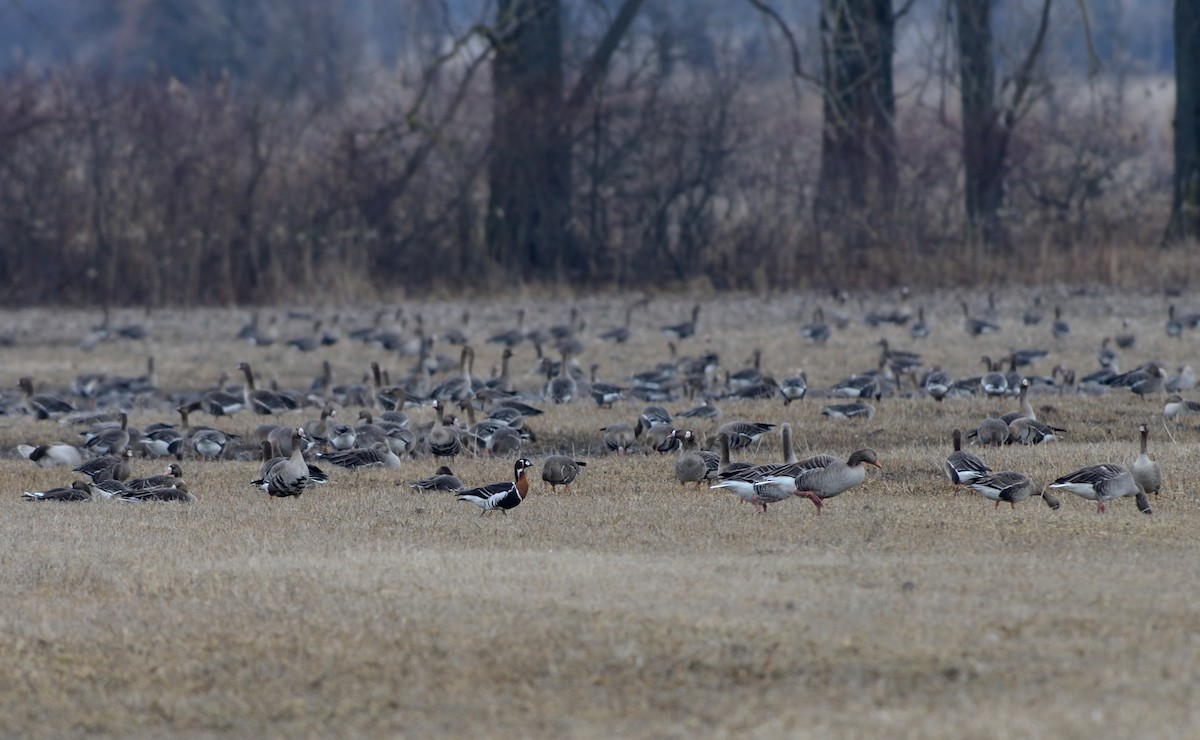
[457,458,534,515]
[74,450,133,482]
[317,443,403,470]
[678,398,720,420]
[598,297,646,343]
[1166,365,1196,393]
[601,422,636,455]
[18,442,83,469]
[1007,417,1064,445]
[799,308,831,344]
[821,402,875,421]
[118,482,196,503]
[407,466,464,492]
[792,449,882,515]
[80,412,132,456]
[945,429,990,491]
[17,377,75,419]
[1049,463,1150,514]
[23,480,93,502]
[541,456,586,491]
[671,430,708,488]
[962,302,1000,336]
[1163,394,1200,421]
[1131,424,1162,497]
[238,362,299,415]
[126,463,184,491]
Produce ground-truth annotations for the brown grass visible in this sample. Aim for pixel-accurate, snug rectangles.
[2,292,1199,737]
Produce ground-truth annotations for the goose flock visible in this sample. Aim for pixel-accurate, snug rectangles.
[3,292,1186,517]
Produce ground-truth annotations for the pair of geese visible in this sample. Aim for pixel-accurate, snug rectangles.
[671,424,883,515]
[947,425,1161,513]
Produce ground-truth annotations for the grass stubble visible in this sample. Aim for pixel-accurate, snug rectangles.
[1,292,1200,738]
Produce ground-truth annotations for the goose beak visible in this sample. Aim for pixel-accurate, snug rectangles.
[873,461,884,470]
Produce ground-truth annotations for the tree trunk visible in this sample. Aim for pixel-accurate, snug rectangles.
[486,0,571,279]
[815,0,898,242]
[955,0,1008,248]
[1167,0,1200,243]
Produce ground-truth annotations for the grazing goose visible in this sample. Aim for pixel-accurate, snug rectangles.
[588,366,625,408]
[407,466,464,492]
[660,304,700,340]
[541,456,586,491]
[17,377,75,419]
[728,350,764,392]
[678,398,720,420]
[1050,464,1151,514]
[821,402,875,421]
[251,429,319,498]
[729,423,803,481]
[780,371,808,404]
[601,422,636,455]
[715,421,775,450]
[634,406,673,438]
[1131,424,1162,497]
[967,471,1057,510]
[945,429,990,491]
[80,412,132,456]
[317,444,403,470]
[17,442,83,469]
[1163,394,1200,421]
[921,368,953,402]
[23,480,93,502]
[200,374,245,417]
[428,399,462,460]
[710,476,803,514]
[645,423,680,453]
[1051,306,1070,339]
[238,362,299,415]
[118,482,196,503]
[792,449,883,515]
[1007,417,1064,445]
[457,458,534,515]
[671,430,708,488]
[972,418,1009,446]
[715,431,756,481]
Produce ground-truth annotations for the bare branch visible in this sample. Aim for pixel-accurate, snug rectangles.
[743,0,803,76]
[563,0,648,130]
[1006,0,1053,125]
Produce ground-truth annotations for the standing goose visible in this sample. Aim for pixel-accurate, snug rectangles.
[672,430,708,488]
[74,450,133,482]
[909,307,929,340]
[601,422,636,455]
[546,350,577,404]
[457,458,534,515]
[1051,306,1070,339]
[1049,463,1149,514]
[1131,424,1162,497]
[999,379,1035,425]
[967,471,1057,510]
[660,304,700,340]
[428,399,462,460]
[407,466,463,492]
[238,362,299,415]
[800,307,831,344]
[792,449,882,515]
[17,377,76,419]
[780,371,808,404]
[541,455,586,491]
[979,356,1008,397]
[23,480,93,502]
[17,443,83,469]
[945,429,990,491]
[251,429,318,498]
[962,302,1000,336]
[80,412,132,456]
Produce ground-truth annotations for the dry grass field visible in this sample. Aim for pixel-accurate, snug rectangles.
[2,290,1200,738]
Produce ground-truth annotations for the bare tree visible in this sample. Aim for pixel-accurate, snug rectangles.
[1166,0,1200,243]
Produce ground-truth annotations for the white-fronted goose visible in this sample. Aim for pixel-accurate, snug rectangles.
[780,371,808,404]
[485,348,516,395]
[909,307,929,339]
[672,430,708,488]
[821,402,875,421]
[945,429,990,491]
[17,377,75,419]
[1050,463,1149,514]
[792,449,882,515]
[23,480,93,502]
[979,356,1007,397]
[973,418,1009,446]
[999,379,1035,425]
[1166,365,1196,393]
[710,476,804,514]
[487,309,527,347]
[715,432,756,481]
[545,350,577,404]
[118,482,196,503]
[541,456,586,491]
[634,406,673,437]
[601,422,636,455]
[18,443,83,469]
[80,412,131,456]
[428,399,462,460]
[660,304,700,340]
[407,466,463,492]
[1007,417,1064,445]
[599,297,647,343]
[588,365,625,408]
[317,444,402,470]
[1131,424,1162,497]
[800,308,831,344]
[1051,306,1070,339]
[252,429,320,497]
[238,362,299,415]
[921,368,953,402]
[728,350,763,392]
[678,398,720,420]
[74,450,133,482]
[645,423,680,454]
[1166,305,1183,338]
[457,458,534,515]
[126,463,184,491]
[715,421,774,450]
[1163,394,1200,420]
[967,471,1057,510]
[962,301,1000,336]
